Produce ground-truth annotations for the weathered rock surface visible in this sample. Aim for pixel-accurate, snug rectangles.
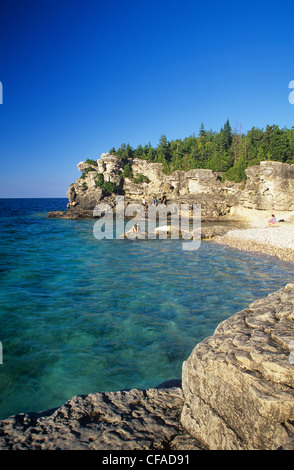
[47,209,95,219]
[236,161,294,213]
[49,156,294,223]
[0,383,201,450]
[56,153,240,220]
[181,283,294,450]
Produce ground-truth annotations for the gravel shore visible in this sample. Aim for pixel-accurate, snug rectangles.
[213,223,294,263]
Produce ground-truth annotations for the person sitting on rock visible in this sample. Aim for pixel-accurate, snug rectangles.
[152,194,158,205]
[132,222,140,233]
[267,214,277,226]
[160,193,167,205]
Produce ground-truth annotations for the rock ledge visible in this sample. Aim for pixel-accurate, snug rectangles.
[0,383,201,450]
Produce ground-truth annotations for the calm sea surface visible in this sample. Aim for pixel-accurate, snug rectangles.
[0,198,294,419]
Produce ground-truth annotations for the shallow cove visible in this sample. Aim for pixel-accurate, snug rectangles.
[0,198,294,420]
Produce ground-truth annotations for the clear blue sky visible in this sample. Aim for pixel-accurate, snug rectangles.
[0,0,294,197]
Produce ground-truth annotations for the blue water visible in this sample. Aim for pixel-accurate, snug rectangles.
[0,198,294,420]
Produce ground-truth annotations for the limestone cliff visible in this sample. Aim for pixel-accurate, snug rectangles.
[48,155,294,222]
[58,153,241,220]
[238,161,294,212]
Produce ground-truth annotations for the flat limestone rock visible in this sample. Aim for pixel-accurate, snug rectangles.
[47,210,95,219]
[0,386,201,450]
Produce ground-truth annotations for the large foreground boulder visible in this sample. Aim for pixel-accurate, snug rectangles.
[181,283,294,450]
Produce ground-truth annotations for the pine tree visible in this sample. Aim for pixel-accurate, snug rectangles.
[157,134,171,162]
[199,122,206,137]
[222,119,233,151]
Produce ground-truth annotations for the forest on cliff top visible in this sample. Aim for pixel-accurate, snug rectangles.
[109,121,294,182]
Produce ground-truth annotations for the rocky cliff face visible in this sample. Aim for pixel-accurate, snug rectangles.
[50,155,294,221]
[62,153,241,220]
[239,161,294,212]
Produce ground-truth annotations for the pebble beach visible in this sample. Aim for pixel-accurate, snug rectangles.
[213,223,294,263]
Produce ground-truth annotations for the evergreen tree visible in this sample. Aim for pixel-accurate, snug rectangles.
[105,122,294,183]
[222,119,233,151]
[157,134,171,162]
[199,122,206,137]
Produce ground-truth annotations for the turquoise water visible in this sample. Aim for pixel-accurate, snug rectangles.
[0,198,294,420]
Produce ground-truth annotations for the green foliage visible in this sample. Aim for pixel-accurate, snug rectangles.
[85,158,97,166]
[133,174,150,184]
[109,122,294,182]
[122,163,133,179]
[222,164,247,183]
[114,143,133,161]
[101,181,117,196]
[84,166,96,174]
[81,182,88,190]
[221,119,233,151]
[95,173,117,195]
[95,173,104,188]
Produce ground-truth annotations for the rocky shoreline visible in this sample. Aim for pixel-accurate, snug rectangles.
[0,281,293,450]
[1,217,294,450]
[1,157,294,450]
[47,154,294,263]
[0,381,202,450]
